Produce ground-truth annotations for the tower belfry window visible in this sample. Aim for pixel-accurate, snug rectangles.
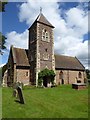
[42,29,49,42]
[46,32,49,41]
[42,29,45,40]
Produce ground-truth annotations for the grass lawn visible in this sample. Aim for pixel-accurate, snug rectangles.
[2,85,88,118]
[0,87,2,119]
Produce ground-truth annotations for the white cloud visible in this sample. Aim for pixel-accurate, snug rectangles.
[18,1,60,26]
[5,30,28,50]
[65,7,88,35]
[5,1,88,68]
[0,63,6,68]
[8,0,90,2]
[3,30,28,65]
[54,36,88,56]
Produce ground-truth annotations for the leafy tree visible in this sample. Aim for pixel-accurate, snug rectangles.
[0,67,2,85]
[0,1,8,85]
[86,69,90,79]
[0,32,6,55]
[2,64,7,77]
[0,1,8,54]
[0,1,7,12]
[0,64,7,85]
[38,68,55,87]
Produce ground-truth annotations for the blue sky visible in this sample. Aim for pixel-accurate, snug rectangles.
[2,2,28,34]
[0,1,89,68]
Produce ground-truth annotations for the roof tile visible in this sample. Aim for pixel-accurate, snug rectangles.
[11,47,85,70]
[55,54,85,70]
[35,13,54,28]
[12,47,30,66]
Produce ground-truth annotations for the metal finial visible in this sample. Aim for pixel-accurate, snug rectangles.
[40,7,42,14]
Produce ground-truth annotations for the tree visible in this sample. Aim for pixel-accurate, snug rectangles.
[0,32,6,55]
[0,67,2,85]
[86,69,90,79]
[0,1,7,12]
[38,68,55,87]
[0,1,8,54]
[0,64,7,85]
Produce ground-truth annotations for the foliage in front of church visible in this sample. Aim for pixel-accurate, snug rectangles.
[38,68,55,87]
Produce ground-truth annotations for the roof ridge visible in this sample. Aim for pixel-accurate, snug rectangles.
[11,46,16,64]
[13,47,28,51]
[37,13,54,28]
[75,57,85,69]
[55,54,85,70]
[13,46,26,50]
[55,54,75,58]
[29,13,54,29]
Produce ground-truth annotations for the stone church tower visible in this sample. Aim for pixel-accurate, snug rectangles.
[5,10,86,87]
[28,12,55,86]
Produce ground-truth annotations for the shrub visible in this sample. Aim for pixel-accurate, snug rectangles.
[38,78,43,86]
[38,68,55,87]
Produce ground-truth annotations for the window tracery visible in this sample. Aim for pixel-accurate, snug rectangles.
[42,29,49,42]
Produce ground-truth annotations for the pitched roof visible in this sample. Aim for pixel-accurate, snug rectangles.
[10,46,85,70]
[12,46,30,67]
[29,13,54,28]
[55,54,85,71]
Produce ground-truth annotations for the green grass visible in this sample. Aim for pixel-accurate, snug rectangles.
[0,87,2,119]
[2,85,88,118]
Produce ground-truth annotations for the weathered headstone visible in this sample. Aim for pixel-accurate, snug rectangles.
[16,86,25,104]
[13,89,18,98]
[72,83,87,90]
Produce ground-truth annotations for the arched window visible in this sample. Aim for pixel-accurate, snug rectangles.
[59,71,63,79]
[42,29,45,41]
[45,31,49,41]
[78,72,82,78]
[42,29,49,42]
[26,72,28,76]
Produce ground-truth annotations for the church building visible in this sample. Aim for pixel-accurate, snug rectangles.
[4,12,86,87]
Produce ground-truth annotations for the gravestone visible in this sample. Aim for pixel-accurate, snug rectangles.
[13,89,18,97]
[72,83,87,90]
[88,79,90,85]
[16,86,25,104]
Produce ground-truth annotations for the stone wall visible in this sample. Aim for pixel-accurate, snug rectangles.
[38,23,55,71]
[56,69,86,85]
[36,23,55,86]
[28,23,37,84]
[2,70,8,87]
[28,21,55,86]
[16,69,30,85]
[7,47,14,86]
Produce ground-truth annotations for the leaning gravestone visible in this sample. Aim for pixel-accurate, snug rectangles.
[13,82,25,104]
[16,86,25,104]
[13,89,18,97]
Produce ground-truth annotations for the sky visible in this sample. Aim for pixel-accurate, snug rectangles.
[0,0,89,69]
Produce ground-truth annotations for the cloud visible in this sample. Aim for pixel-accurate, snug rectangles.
[8,0,27,2]
[0,63,6,68]
[65,7,88,35]
[5,1,88,68]
[5,30,28,50]
[8,0,90,2]
[18,1,60,26]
